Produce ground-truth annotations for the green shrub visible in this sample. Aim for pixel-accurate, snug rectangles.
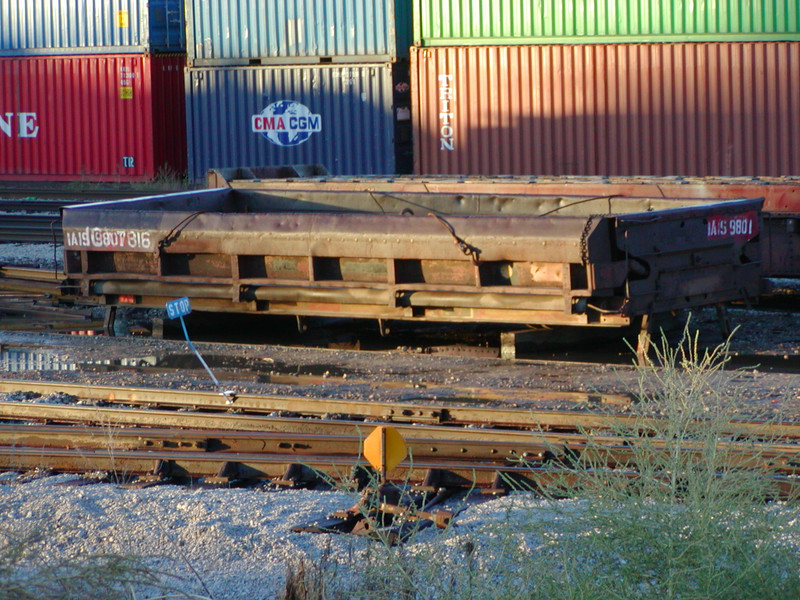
[289,324,800,600]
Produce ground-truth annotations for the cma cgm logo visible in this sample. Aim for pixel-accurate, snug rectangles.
[0,112,39,138]
[251,100,321,147]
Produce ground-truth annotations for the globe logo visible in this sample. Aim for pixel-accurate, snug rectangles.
[251,100,322,147]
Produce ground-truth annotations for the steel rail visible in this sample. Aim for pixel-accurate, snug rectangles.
[0,444,796,500]
[0,445,538,487]
[0,400,617,442]
[0,188,166,202]
[0,266,63,282]
[0,380,624,429]
[0,199,72,212]
[0,423,553,463]
[1,379,799,439]
[0,361,634,407]
[1,402,798,457]
[2,423,799,476]
[0,214,62,243]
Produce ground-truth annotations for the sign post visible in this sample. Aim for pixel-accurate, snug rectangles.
[165,297,236,404]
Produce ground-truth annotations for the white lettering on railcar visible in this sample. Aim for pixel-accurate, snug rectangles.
[65,227,151,250]
[707,211,759,241]
[438,74,454,151]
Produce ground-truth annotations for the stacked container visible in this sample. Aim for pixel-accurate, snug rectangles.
[411,0,800,177]
[0,0,187,182]
[184,0,414,181]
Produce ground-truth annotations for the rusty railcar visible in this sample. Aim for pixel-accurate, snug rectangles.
[61,183,762,338]
[211,171,798,280]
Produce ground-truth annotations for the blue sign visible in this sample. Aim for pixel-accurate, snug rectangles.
[166,297,192,320]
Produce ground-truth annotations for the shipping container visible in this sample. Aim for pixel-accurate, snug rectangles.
[412,43,800,177]
[414,0,800,45]
[0,0,185,55]
[0,54,186,182]
[185,0,412,65]
[185,63,410,181]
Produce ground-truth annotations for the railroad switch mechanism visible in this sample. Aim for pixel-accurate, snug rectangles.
[292,481,460,545]
[292,460,513,544]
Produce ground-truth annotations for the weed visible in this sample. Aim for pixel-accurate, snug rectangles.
[279,322,800,600]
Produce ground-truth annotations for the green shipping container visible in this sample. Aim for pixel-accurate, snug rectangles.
[414,0,800,45]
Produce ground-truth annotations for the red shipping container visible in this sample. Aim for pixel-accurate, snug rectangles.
[412,43,800,177]
[0,54,186,182]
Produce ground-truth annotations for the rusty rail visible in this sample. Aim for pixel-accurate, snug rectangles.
[0,426,798,501]
[0,382,799,503]
[1,379,798,440]
[2,423,799,476]
[0,379,629,429]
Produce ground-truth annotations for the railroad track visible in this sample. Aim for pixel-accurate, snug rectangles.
[0,380,633,430]
[4,421,799,475]
[0,196,87,243]
[0,213,62,243]
[0,187,171,202]
[0,266,103,332]
[0,190,171,243]
[0,380,799,476]
[0,198,75,212]
[2,380,799,439]
[1,377,798,540]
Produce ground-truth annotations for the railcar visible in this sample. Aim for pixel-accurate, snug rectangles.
[61,171,763,358]
[212,170,799,280]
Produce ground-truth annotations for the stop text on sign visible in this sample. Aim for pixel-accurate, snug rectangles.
[166,297,191,320]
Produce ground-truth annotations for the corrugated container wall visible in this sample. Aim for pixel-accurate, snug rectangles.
[185,63,403,181]
[412,43,800,177]
[0,0,185,54]
[414,0,800,45]
[186,0,412,65]
[0,54,187,181]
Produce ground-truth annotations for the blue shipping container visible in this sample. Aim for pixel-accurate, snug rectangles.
[186,0,412,65]
[185,63,404,180]
[0,0,185,55]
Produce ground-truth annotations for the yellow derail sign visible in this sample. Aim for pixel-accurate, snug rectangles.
[363,426,407,478]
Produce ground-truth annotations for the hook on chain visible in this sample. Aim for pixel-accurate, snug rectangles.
[427,213,481,265]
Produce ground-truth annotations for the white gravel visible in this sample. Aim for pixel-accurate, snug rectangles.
[0,472,524,599]
[0,242,62,270]
[0,473,365,599]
